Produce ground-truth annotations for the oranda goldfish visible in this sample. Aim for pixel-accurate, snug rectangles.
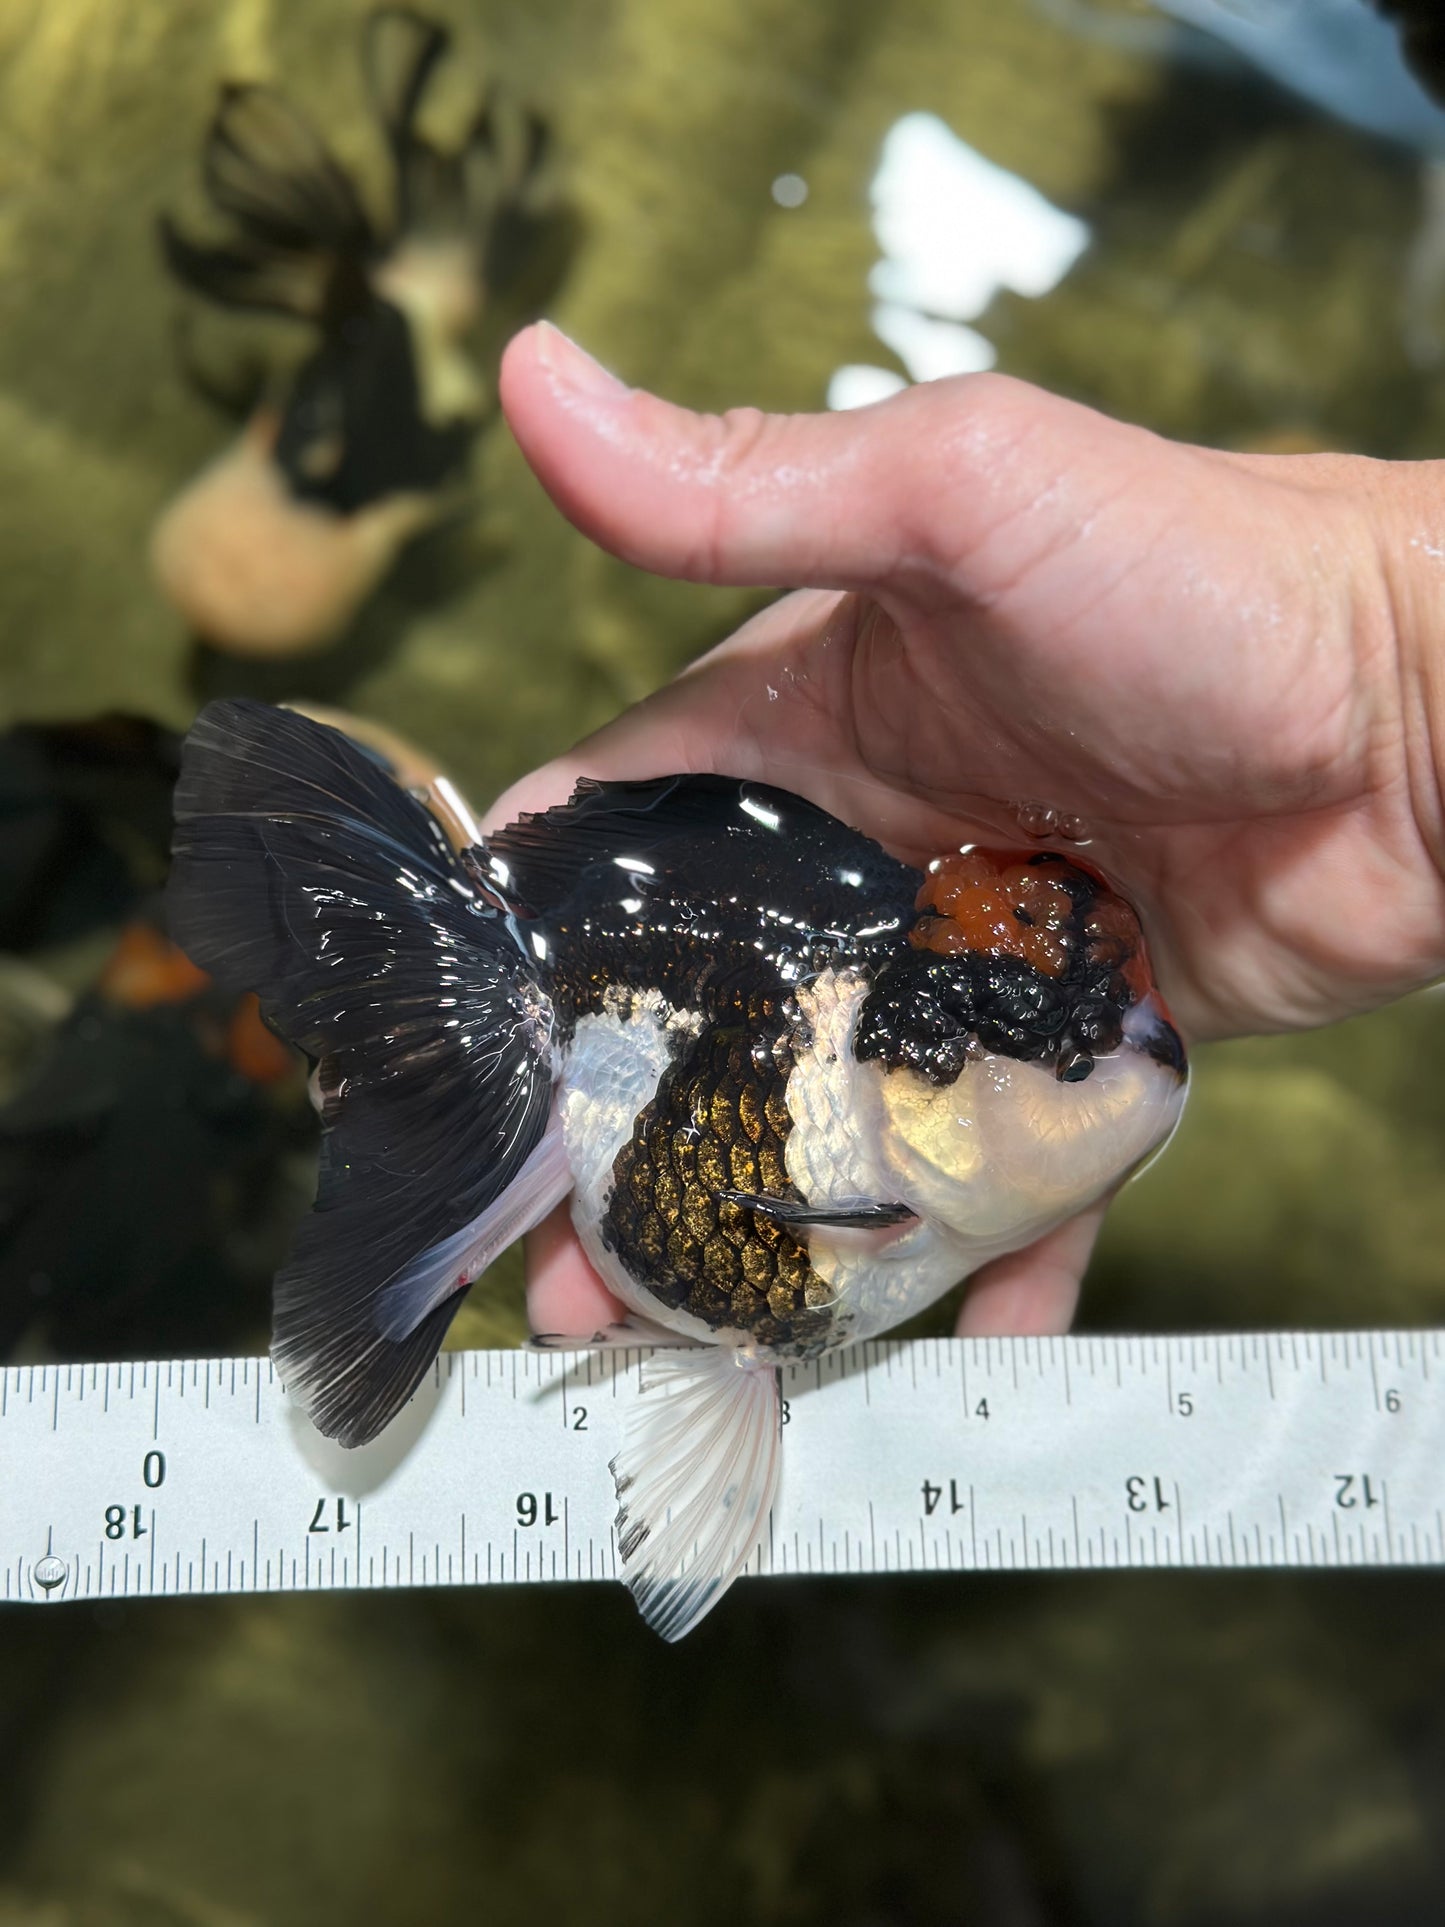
[168,700,1187,1637]
[153,7,561,656]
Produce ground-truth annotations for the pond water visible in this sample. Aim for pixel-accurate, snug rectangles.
[1,2,1444,1921]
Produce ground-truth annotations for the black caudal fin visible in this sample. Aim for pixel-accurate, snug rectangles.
[158,217,337,323]
[168,700,557,1447]
[202,84,374,259]
[161,83,374,323]
[363,8,462,238]
[365,8,450,163]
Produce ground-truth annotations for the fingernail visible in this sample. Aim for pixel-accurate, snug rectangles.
[532,320,630,400]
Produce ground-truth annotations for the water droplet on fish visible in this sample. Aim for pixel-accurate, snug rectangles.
[766,685,779,701]
[1057,815,1091,845]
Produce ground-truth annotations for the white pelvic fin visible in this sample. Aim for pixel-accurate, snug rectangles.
[374,1116,572,1342]
[611,1349,781,1642]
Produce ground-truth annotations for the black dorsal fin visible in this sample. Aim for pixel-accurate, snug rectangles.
[483,774,919,936]
[169,700,555,1447]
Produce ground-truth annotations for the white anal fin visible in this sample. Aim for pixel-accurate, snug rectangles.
[611,1349,781,1642]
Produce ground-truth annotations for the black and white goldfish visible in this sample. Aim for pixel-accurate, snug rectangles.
[168,700,1188,1637]
[153,8,562,656]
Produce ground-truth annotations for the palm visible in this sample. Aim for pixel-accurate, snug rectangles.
[808,543,1421,1042]
[488,328,1445,1337]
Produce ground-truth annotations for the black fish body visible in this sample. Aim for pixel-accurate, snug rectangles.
[169,700,1187,1636]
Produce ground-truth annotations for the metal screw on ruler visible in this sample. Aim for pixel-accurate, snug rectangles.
[31,1556,67,1595]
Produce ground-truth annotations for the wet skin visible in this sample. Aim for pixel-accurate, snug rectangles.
[487,321,1445,1344]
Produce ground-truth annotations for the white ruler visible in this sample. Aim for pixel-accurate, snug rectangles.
[2,1332,1442,1605]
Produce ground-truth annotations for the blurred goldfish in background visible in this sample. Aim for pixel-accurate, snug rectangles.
[153,6,571,657]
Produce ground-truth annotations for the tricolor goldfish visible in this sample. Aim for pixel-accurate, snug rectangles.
[168,700,1187,1637]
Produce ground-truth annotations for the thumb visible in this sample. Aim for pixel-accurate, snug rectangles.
[499,320,1126,594]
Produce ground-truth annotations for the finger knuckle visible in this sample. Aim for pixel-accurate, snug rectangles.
[687,407,783,576]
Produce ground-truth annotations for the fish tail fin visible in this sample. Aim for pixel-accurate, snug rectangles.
[168,699,559,1447]
[365,6,450,165]
[612,1350,781,1642]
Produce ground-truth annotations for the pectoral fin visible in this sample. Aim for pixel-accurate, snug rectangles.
[717,1190,915,1230]
[528,1319,697,1353]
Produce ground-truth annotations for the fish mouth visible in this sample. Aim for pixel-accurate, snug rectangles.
[1123,992,1188,1080]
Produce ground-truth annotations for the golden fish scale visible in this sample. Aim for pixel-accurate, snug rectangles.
[602,1026,834,1346]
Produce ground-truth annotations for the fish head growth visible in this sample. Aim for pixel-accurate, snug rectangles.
[851,846,1187,1250]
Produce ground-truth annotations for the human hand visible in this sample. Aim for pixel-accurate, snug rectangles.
[489,321,1445,1341]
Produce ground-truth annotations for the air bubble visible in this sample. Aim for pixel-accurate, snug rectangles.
[1012,801,1057,839]
[1010,800,1092,845]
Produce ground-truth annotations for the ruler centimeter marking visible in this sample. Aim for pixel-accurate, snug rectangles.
[2,1332,1442,1605]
